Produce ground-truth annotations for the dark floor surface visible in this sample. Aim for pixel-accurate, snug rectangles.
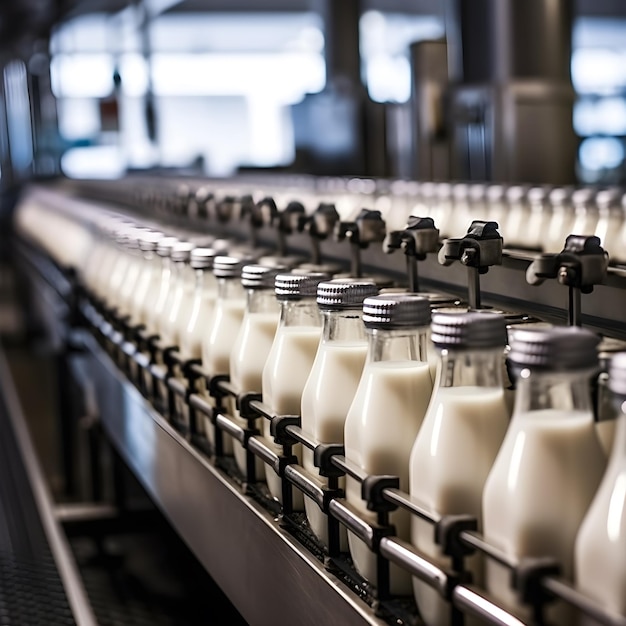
[0,264,249,626]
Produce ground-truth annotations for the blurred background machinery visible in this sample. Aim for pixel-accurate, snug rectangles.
[1,0,626,196]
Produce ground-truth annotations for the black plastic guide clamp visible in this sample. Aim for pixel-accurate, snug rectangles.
[335,209,387,278]
[438,220,503,309]
[305,203,340,265]
[383,216,440,292]
[526,234,609,326]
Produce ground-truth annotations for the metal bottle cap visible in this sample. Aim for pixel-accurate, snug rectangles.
[213,255,249,278]
[170,241,195,262]
[156,236,180,257]
[363,294,431,329]
[241,263,288,289]
[275,271,331,300]
[190,247,217,269]
[431,311,507,350]
[609,352,626,397]
[316,278,379,309]
[508,326,600,372]
[138,230,165,252]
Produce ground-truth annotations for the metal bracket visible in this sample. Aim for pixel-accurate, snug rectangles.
[438,220,503,309]
[383,216,440,292]
[335,209,387,277]
[526,234,609,326]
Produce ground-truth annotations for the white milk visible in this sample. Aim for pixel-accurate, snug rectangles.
[301,340,369,549]
[575,414,626,620]
[201,297,246,454]
[262,325,322,509]
[345,360,433,595]
[229,310,280,478]
[410,386,509,626]
[483,409,606,625]
[180,281,217,361]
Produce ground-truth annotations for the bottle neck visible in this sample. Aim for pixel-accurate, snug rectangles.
[279,298,322,328]
[217,277,245,300]
[366,326,429,364]
[246,287,280,314]
[322,308,367,343]
[195,268,218,295]
[437,347,504,389]
[512,368,595,417]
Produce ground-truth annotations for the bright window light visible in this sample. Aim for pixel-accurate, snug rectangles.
[150,52,325,103]
[60,145,127,178]
[51,53,114,98]
[579,137,625,171]
[571,49,626,95]
[360,10,445,103]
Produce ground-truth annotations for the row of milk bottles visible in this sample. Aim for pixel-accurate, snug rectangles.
[26,205,626,625]
[278,278,626,626]
[378,182,626,263]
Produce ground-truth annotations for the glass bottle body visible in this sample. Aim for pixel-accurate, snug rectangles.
[345,326,434,595]
[410,347,509,626]
[483,368,606,625]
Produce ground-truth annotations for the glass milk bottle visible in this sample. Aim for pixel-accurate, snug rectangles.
[145,236,179,338]
[116,228,148,321]
[300,278,379,549]
[345,294,434,595]
[179,247,219,361]
[543,186,575,253]
[159,240,195,348]
[409,311,510,626]
[575,351,626,622]
[230,263,286,479]
[128,230,165,327]
[594,188,622,262]
[261,271,330,509]
[483,326,607,625]
[103,225,137,312]
[200,255,251,453]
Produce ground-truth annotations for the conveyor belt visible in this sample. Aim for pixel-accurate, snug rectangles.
[0,347,97,626]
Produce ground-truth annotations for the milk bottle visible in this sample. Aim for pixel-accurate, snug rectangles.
[145,235,179,338]
[200,255,252,454]
[485,184,506,227]
[117,228,154,322]
[300,278,379,549]
[179,247,219,361]
[570,187,600,239]
[261,271,330,508]
[229,263,286,479]
[409,311,510,626]
[345,294,433,595]
[159,240,195,348]
[483,326,606,625]
[575,351,626,622]
[543,186,576,253]
[525,186,552,251]
[594,188,622,262]
[102,225,138,312]
[129,230,165,328]
[502,185,530,249]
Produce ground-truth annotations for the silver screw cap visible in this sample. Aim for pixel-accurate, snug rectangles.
[170,241,195,262]
[431,311,507,350]
[508,326,600,372]
[316,278,379,309]
[138,230,165,252]
[213,255,250,278]
[241,263,288,289]
[156,236,179,257]
[363,293,431,329]
[190,247,217,269]
[275,271,331,300]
